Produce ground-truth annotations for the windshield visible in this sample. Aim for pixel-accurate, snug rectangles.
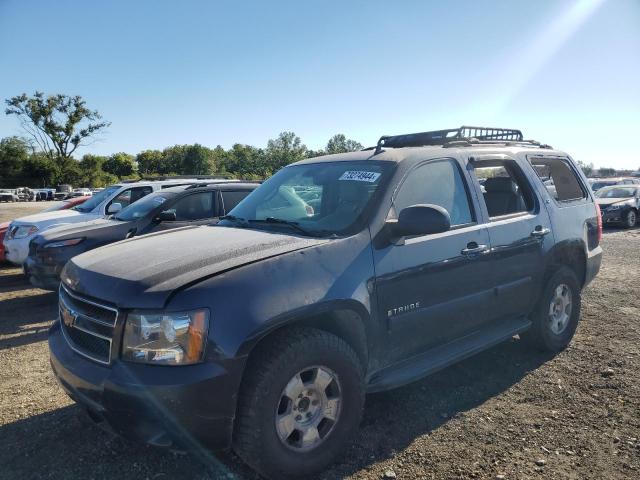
[222,161,392,236]
[591,181,616,191]
[595,187,637,198]
[114,192,174,221]
[73,185,120,212]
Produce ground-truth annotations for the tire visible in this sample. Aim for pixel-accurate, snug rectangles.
[234,328,364,479]
[624,209,637,229]
[521,266,581,352]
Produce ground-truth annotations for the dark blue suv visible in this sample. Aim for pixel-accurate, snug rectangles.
[49,127,602,479]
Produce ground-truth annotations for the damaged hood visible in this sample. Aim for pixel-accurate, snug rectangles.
[62,225,327,308]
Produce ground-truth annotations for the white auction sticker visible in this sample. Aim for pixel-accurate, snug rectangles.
[339,171,381,182]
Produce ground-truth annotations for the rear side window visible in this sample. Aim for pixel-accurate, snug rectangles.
[394,159,474,226]
[220,190,252,214]
[472,161,535,218]
[530,158,586,202]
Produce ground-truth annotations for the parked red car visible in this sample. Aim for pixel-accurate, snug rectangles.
[0,196,90,262]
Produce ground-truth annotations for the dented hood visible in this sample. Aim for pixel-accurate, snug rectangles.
[62,225,326,309]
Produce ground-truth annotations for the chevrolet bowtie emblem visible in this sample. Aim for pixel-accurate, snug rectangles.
[61,301,78,328]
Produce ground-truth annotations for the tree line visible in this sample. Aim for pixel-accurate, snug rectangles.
[1,92,362,189]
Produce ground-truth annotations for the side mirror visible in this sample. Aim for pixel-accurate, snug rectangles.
[107,202,122,214]
[155,211,177,222]
[388,204,451,238]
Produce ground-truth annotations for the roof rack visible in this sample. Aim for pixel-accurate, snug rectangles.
[184,180,262,190]
[373,125,550,154]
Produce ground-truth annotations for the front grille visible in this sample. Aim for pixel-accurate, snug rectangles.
[59,285,118,365]
[29,241,38,256]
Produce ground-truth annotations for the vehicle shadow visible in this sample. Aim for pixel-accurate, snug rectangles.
[0,291,58,350]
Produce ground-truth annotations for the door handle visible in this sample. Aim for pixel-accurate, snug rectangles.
[531,226,551,238]
[461,243,489,256]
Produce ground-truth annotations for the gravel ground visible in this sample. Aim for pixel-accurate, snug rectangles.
[1,202,639,479]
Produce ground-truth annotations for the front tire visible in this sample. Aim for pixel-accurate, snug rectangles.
[234,328,364,479]
[521,267,581,352]
[624,209,637,229]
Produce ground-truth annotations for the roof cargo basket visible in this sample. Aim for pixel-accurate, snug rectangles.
[374,126,525,153]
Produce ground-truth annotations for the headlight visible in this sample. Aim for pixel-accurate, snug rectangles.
[122,309,209,365]
[43,238,84,248]
[10,225,38,239]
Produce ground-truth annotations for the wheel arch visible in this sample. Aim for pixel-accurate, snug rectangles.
[237,300,371,373]
[544,239,587,287]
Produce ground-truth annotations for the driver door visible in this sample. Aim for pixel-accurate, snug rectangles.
[373,158,492,363]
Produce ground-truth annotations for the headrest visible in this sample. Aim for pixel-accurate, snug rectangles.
[484,177,517,194]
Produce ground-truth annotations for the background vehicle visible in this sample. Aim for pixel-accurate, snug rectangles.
[3,179,216,267]
[0,196,89,263]
[589,177,640,192]
[49,127,601,479]
[16,187,35,201]
[27,182,258,289]
[595,185,640,228]
[55,184,73,200]
[0,190,19,202]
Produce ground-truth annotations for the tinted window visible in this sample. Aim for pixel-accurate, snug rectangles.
[394,159,473,226]
[220,190,252,214]
[530,158,586,202]
[72,185,120,212]
[163,192,214,220]
[114,192,175,221]
[109,186,153,210]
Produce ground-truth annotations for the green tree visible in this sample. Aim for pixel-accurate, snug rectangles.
[0,136,31,187]
[266,131,307,173]
[576,159,594,177]
[598,167,616,177]
[136,149,164,175]
[20,154,58,187]
[325,134,363,154]
[183,144,215,175]
[102,152,136,177]
[5,92,110,166]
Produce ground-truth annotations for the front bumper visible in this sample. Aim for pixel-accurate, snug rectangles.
[49,321,245,450]
[600,209,625,225]
[24,249,74,290]
[3,237,30,266]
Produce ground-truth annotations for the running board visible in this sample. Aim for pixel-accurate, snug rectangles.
[366,317,531,393]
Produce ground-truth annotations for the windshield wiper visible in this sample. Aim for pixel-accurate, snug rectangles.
[219,214,249,227]
[249,217,317,236]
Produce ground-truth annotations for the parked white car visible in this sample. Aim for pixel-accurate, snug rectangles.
[3,179,213,267]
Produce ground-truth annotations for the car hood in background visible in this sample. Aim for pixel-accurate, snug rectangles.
[62,226,327,309]
[596,198,631,207]
[10,209,99,228]
[38,218,131,243]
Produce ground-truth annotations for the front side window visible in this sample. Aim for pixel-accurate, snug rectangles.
[393,159,474,226]
[224,161,393,236]
[220,190,253,214]
[162,192,214,220]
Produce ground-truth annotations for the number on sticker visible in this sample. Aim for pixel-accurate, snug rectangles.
[339,171,381,182]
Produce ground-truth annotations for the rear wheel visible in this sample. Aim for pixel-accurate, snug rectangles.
[521,267,581,352]
[624,209,637,228]
[234,328,364,479]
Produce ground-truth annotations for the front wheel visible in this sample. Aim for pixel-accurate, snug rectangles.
[234,328,364,479]
[624,209,637,229]
[521,266,581,352]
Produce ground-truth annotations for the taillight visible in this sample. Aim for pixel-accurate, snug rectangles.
[595,203,602,245]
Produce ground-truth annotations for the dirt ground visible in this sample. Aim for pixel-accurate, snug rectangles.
[1,202,639,480]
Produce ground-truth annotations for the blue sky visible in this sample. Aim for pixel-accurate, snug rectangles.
[0,0,638,169]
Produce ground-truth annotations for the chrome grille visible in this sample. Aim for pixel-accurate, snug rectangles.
[59,285,118,365]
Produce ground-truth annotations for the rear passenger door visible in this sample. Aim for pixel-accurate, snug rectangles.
[150,191,217,232]
[469,156,553,323]
[373,157,493,362]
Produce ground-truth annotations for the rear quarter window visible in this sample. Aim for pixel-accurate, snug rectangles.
[530,158,587,202]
